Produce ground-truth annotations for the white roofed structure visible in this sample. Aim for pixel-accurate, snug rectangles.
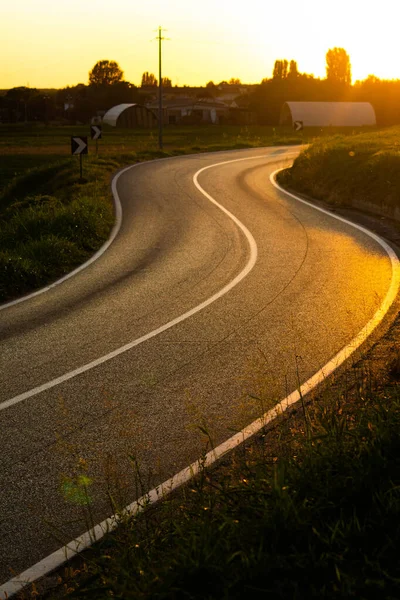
[103,103,157,128]
[280,102,376,127]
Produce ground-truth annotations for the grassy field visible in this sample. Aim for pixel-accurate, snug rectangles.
[0,123,300,191]
[0,123,378,191]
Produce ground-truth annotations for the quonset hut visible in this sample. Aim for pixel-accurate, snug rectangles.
[280,102,376,127]
[102,103,157,128]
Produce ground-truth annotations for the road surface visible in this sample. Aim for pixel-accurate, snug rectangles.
[0,147,395,586]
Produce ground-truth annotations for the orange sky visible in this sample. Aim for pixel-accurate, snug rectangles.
[2,0,400,89]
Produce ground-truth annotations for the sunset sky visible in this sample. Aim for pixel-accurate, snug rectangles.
[2,0,399,90]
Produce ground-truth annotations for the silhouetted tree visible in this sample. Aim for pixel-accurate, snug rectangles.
[326,47,351,85]
[273,60,289,79]
[250,49,400,126]
[141,72,157,87]
[229,78,241,84]
[353,75,400,125]
[273,60,282,79]
[5,86,38,121]
[288,60,299,79]
[89,60,124,86]
[31,93,55,124]
[162,77,172,87]
[198,87,215,98]
[250,65,334,124]
[57,79,138,123]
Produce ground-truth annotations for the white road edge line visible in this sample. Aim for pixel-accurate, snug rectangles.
[4,156,398,599]
[0,153,291,413]
[0,147,294,312]
[0,152,268,597]
[0,164,125,312]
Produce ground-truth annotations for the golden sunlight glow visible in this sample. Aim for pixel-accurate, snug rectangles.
[1,0,400,89]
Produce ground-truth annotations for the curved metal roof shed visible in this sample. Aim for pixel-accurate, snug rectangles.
[280,102,376,127]
[103,103,157,128]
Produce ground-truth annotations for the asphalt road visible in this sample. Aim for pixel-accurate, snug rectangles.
[0,146,395,586]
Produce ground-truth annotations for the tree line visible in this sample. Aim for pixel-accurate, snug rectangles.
[2,51,400,126]
[250,48,400,126]
[0,61,170,124]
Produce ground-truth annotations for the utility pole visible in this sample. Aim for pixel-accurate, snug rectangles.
[155,26,168,150]
[158,26,164,150]
[158,27,164,150]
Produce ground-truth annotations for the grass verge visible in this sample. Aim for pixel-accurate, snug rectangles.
[0,157,120,303]
[30,352,400,599]
[277,125,400,218]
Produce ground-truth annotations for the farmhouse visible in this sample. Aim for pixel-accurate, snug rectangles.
[146,96,256,125]
[146,97,230,125]
[280,102,376,127]
[102,103,157,128]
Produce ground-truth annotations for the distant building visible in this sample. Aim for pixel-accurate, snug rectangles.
[280,102,376,127]
[102,103,157,128]
[147,97,230,125]
[146,96,256,125]
[91,110,106,125]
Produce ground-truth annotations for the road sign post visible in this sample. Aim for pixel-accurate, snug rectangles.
[71,136,88,181]
[90,125,102,155]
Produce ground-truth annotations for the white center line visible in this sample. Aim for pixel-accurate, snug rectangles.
[0,152,271,413]
[2,158,399,600]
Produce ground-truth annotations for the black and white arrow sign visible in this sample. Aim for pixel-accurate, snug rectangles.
[293,120,303,132]
[90,125,102,140]
[71,136,88,155]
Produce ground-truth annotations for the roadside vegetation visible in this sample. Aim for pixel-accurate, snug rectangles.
[0,156,117,302]
[277,125,400,218]
[32,353,400,599]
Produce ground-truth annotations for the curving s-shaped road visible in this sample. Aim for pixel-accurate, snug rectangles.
[0,147,398,590]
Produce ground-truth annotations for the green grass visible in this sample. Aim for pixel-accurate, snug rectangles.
[277,126,400,216]
[0,123,381,194]
[37,368,400,599]
[3,122,373,192]
[0,123,301,190]
[0,156,120,302]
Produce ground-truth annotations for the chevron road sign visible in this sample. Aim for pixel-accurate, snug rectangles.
[90,125,102,140]
[71,136,88,155]
[71,136,88,181]
[293,120,304,131]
